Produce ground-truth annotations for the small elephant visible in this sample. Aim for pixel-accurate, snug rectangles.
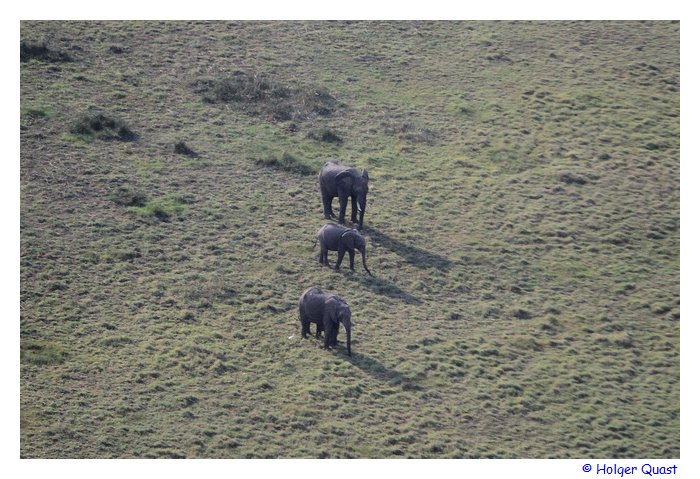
[298,286,352,356]
[319,160,369,230]
[314,223,372,276]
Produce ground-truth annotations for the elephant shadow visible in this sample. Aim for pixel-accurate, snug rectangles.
[337,268,423,305]
[363,226,452,271]
[345,352,422,391]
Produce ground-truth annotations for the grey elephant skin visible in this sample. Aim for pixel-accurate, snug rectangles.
[314,223,372,276]
[319,160,369,230]
[298,286,352,356]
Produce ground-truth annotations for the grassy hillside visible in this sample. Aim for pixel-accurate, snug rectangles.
[20,21,679,458]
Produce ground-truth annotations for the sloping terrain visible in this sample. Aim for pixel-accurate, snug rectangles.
[20,21,679,458]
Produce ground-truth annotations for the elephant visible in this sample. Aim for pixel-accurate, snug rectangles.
[298,286,352,356]
[319,160,370,230]
[313,223,372,276]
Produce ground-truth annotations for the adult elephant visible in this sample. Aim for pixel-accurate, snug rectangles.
[319,160,369,230]
[314,223,372,276]
[298,286,352,356]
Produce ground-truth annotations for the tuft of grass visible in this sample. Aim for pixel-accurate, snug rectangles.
[100,336,134,347]
[110,187,147,207]
[194,71,340,123]
[174,141,198,157]
[383,121,438,145]
[254,151,316,176]
[108,45,128,54]
[447,103,475,117]
[22,106,55,118]
[307,128,343,145]
[560,172,588,185]
[104,248,141,262]
[129,196,189,221]
[21,341,69,366]
[20,41,73,62]
[70,112,137,142]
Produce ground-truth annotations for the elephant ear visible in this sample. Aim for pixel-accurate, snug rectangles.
[325,297,342,324]
[335,170,354,193]
[362,169,369,181]
[350,231,364,249]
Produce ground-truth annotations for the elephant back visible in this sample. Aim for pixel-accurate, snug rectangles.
[300,286,325,305]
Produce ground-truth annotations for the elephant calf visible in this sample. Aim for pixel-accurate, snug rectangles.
[298,286,352,356]
[314,223,372,276]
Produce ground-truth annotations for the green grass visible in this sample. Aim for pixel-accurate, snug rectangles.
[20,20,679,458]
[22,106,56,118]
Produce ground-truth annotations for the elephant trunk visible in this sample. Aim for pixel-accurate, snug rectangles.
[357,197,366,230]
[360,246,372,276]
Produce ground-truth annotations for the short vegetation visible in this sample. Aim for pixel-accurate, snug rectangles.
[21,21,679,459]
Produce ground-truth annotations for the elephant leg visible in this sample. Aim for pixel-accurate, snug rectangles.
[316,322,324,339]
[335,245,346,270]
[319,244,327,265]
[337,195,348,224]
[322,191,334,219]
[350,195,358,224]
[330,322,339,346]
[323,318,334,350]
[299,304,308,338]
[348,250,355,271]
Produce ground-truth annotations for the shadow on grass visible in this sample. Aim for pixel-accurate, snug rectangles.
[336,268,423,305]
[345,352,422,391]
[363,226,452,270]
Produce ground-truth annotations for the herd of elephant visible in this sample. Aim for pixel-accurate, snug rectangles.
[298,160,373,357]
